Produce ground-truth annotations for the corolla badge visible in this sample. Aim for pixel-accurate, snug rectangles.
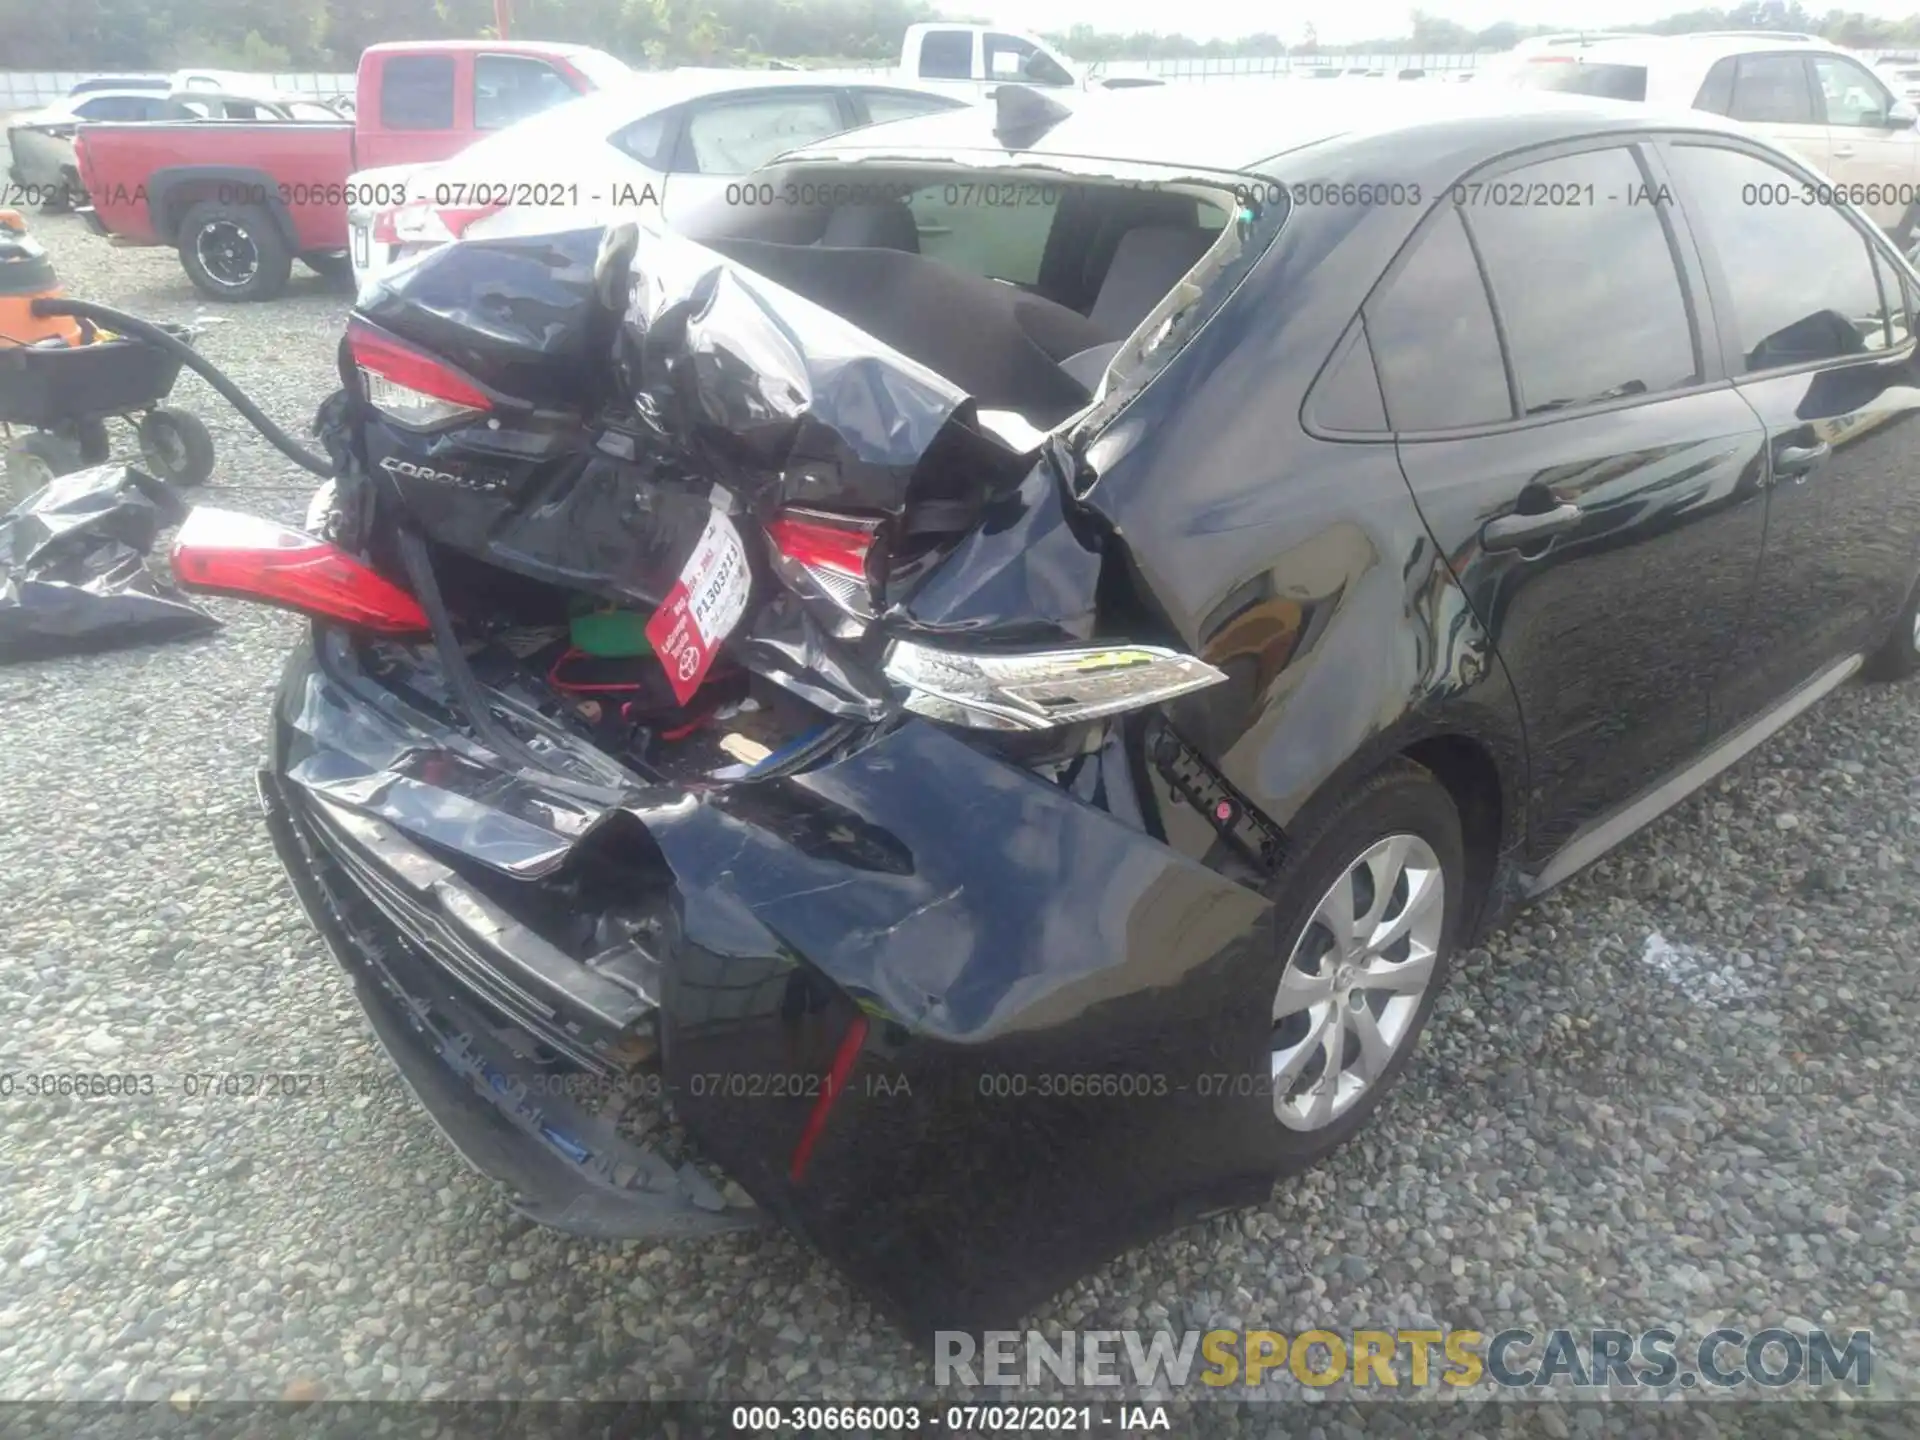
[379,456,510,493]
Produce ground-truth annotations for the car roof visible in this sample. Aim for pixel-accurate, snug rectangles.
[1520,32,1851,65]
[442,68,965,149]
[776,81,1754,176]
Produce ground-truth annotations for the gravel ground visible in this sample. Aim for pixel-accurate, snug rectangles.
[2,207,1919,1417]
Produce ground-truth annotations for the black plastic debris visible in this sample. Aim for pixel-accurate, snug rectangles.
[0,464,219,663]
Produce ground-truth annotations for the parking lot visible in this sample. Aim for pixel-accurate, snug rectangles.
[2,204,1920,1408]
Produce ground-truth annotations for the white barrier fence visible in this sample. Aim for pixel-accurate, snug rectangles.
[0,72,355,113]
[7,45,1920,113]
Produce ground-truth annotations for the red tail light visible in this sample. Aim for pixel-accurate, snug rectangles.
[171,507,429,634]
[766,509,884,619]
[346,319,491,429]
[767,510,878,579]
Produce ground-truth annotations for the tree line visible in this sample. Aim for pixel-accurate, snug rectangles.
[6,0,1920,73]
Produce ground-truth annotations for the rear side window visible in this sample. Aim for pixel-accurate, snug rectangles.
[1463,147,1698,414]
[1308,320,1389,432]
[1693,57,1737,114]
[613,109,674,169]
[474,54,577,130]
[918,30,974,81]
[1667,143,1894,370]
[381,55,455,130]
[1728,54,1815,124]
[858,89,962,124]
[1366,208,1512,431]
[1515,60,1648,101]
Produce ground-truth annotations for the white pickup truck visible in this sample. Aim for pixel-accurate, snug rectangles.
[895,23,1163,94]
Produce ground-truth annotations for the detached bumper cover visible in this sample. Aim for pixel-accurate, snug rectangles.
[268,632,1280,1331]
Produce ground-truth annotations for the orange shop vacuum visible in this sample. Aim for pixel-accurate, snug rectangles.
[0,208,216,501]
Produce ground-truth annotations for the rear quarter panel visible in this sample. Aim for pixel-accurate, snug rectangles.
[1078,130,1534,898]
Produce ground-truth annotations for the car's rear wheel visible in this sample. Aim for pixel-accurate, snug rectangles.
[177,201,292,302]
[1864,572,1920,681]
[1259,759,1463,1166]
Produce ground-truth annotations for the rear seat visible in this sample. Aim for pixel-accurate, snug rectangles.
[1060,225,1216,389]
[711,221,1215,423]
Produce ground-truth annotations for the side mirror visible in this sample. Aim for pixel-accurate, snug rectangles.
[1889,97,1918,128]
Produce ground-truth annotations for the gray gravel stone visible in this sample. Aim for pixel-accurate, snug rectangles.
[1,205,1917,1415]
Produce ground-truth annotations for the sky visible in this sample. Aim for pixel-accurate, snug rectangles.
[969,0,1920,45]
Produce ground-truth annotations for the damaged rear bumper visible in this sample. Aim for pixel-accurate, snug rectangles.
[265,628,1281,1332]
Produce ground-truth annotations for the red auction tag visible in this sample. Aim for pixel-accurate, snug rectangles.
[646,508,751,704]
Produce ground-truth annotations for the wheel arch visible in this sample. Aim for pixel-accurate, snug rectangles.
[148,166,298,249]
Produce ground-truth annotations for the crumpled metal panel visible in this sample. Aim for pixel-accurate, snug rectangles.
[0,465,218,663]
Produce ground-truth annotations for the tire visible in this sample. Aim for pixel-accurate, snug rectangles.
[1256,758,1466,1169]
[299,250,354,283]
[1864,573,1920,681]
[176,200,292,302]
[3,431,84,507]
[138,408,216,486]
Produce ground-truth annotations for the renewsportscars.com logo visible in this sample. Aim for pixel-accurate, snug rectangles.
[935,1327,1873,1391]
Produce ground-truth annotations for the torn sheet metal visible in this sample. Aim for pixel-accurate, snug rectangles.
[0,465,218,663]
[344,224,1031,613]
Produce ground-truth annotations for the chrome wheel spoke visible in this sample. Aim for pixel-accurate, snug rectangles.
[1317,871,1360,953]
[1273,960,1333,1020]
[1358,943,1437,996]
[1272,1002,1334,1088]
[1355,834,1411,939]
[1271,830,1446,1133]
[1346,1001,1395,1081]
[1367,861,1442,952]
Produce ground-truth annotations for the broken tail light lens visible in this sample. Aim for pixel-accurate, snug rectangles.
[346,319,491,430]
[171,506,429,634]
[375,198,506,246]
[766,508,882,619]
[882,640,1228,731]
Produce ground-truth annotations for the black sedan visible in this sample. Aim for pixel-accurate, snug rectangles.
[174,81,1920,1333]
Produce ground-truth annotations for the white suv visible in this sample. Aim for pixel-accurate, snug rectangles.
[1509,32,1920,247]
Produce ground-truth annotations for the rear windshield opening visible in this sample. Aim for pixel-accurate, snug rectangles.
[688,171,1243,430]
[1516,60,1649,102]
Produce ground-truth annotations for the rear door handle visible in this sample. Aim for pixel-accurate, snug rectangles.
[1481,502,1582,552]
[1774,440,1831,480]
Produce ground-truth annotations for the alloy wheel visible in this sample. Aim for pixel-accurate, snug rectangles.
[196,221,260,288]
[1272,833,1444,1131]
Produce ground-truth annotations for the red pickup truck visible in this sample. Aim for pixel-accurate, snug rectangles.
[73,40,631,301]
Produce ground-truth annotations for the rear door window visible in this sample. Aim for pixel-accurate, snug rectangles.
[918,30,975,81]
[682,91,846,174]
[1728,54,1816,124]
[381,55,455,130]
[1463,146,1698,414]
[1667,142,1893,369]
[1365,208,1513,431]
[984,34,1073,86]
[474,54,577,130]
